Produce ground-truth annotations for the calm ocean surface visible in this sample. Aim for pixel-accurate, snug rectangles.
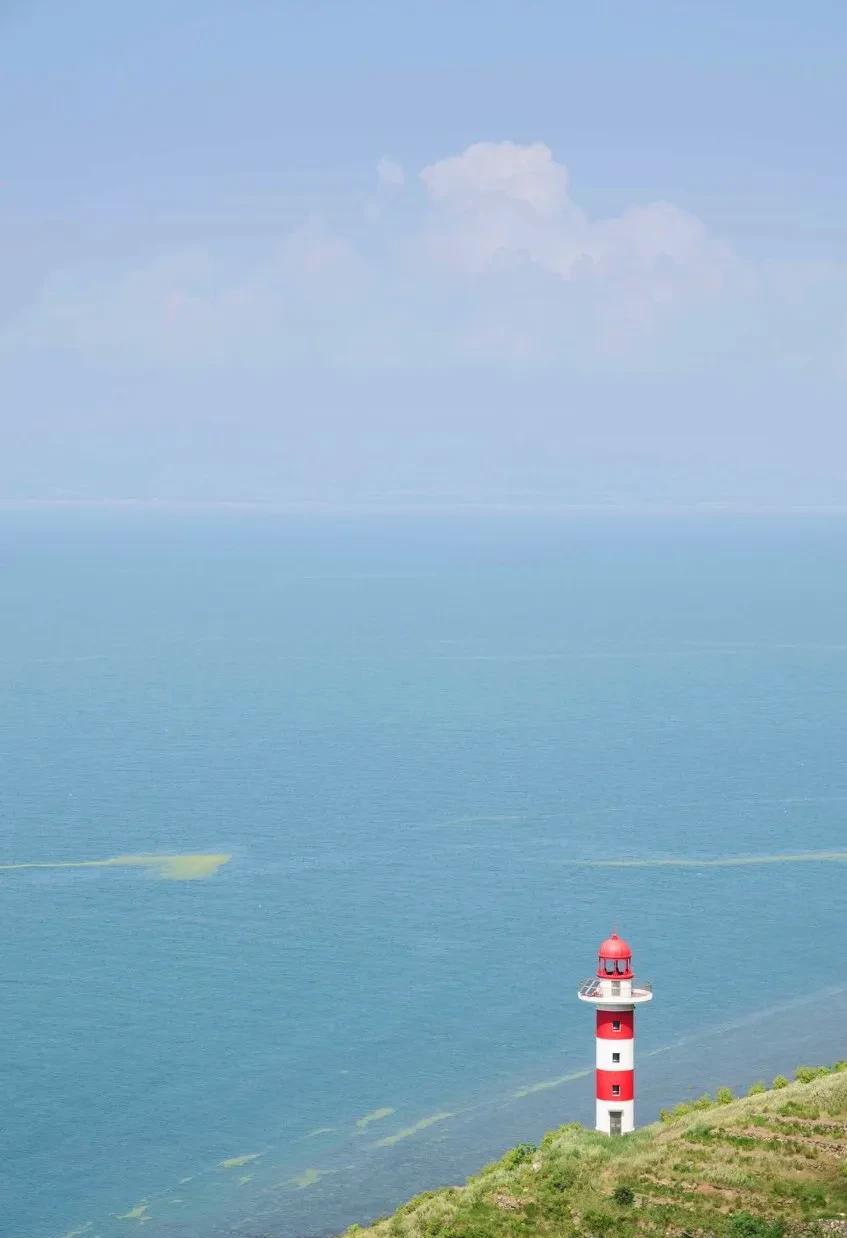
[2,511,847,1238]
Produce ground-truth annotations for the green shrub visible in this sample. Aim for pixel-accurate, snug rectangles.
[612,1185,635,1206]
[503,1142,536,1167]
[727,1211,785,1238]
[772,1075,789,1089]
[583,1208,615,1237]
[691,1093,713,1110]
[832,1060,847,1073]
[795,1065,829,1083]
[541,1164,575,1193]
[747,1081,766,1096]
[672,1101,693,1119]
[716,1086,734,1104]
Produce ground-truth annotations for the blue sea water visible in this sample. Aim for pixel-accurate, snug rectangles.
[2,511,847,1238]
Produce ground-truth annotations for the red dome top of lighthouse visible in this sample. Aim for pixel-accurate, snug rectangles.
[597,932,633,978]
[598,932,631,959]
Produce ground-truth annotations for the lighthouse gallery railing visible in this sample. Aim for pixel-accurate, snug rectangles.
[578,978,653,998]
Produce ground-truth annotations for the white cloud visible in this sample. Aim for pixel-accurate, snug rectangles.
[0,141,759,372]
[418,142,733,323]
[2,221,374,371]
[421,141,568,215]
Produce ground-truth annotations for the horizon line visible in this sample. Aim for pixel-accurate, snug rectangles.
[2,498,847,518]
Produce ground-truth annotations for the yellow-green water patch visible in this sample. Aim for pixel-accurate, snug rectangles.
[0,852,231,881]
[564,850,847,869]
[287,1167,334,1190]
[354,1107,394,1132]
[513,1068,591,1099]
[373,1112,455,1147]
[115,1200,150,1223]
[218,1152,263,1170]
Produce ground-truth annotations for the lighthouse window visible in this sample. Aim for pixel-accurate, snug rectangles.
[612,1019,621,1032]
[612,1084,621,1096]
[612,1052,620,1063]
[604,959,616,975]
[611,981,621,995]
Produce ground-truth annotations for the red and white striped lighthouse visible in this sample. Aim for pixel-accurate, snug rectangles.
[577,932,652,1135]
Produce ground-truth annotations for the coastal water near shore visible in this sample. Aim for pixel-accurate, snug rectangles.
[2,511,847,1238]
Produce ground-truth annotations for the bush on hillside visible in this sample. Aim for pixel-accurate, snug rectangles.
[612,1185,635,1206]
[716,1086,735,1104]
[772,1075,789,1089]
[541,1163,575,1193]
[583,1208,615,1237]
[727,1212,785,1238]
[503,1143,535,1168]
[661,1094,714,1122]
[747,1081,766,1096]
[795,1065,829,1084]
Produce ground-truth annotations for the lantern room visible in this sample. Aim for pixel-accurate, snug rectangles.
[597,932,633,980]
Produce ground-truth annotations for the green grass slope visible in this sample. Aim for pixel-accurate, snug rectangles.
[347,1067,847,1238]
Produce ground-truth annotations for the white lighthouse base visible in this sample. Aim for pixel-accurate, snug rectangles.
[596,1099,634,1136]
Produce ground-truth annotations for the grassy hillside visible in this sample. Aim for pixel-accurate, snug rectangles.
[347,1067,847,1238]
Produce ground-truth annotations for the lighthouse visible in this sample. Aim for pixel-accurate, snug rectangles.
[577,932,652,1135]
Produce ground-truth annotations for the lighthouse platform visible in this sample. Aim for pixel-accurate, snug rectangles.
[578,977,653,1006]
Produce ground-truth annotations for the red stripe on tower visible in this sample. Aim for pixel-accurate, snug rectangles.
[595,1009,634,1039]
[577,931,653,1135]
[596,1070,635,1101]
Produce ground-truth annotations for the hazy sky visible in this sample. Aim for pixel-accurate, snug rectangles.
[2,1,846,508]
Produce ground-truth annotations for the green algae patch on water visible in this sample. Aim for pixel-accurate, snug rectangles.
[372,1111,455,1147]
[513,1068,591,1099]
[0,851,231,881]
[567,849,847,869]
[126,852,231,880]
[287,1167,334,1190]
[354,1107,395,1132]
[218,1152,263,1170]
[114,1200,150,1223]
